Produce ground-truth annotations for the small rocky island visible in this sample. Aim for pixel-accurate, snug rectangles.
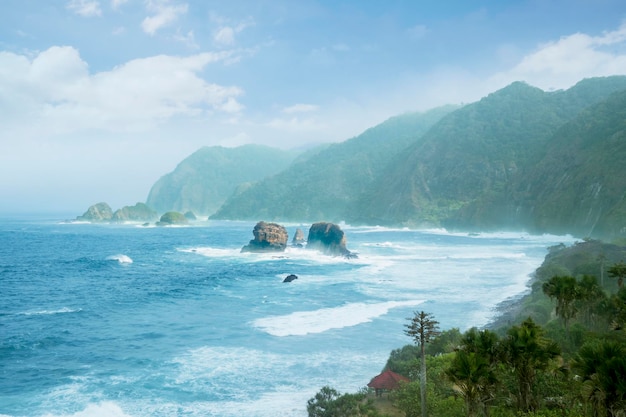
[241,221,289,253]
[76,202,158,223]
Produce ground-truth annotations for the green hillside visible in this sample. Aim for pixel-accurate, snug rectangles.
[210,105,458,222]
[352,76,626,238]
[145,144,299,215]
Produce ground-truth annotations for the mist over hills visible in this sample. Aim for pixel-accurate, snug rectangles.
[146,76,626,239]
[146,144,299,215]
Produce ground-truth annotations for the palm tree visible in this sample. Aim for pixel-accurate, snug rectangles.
[405,311,440,417]
[608,262,626,289]
[576,275,607,330]
[542,275,579,332]
[445,328,500,417]
[500,318,560,413]
[572,339,626,417]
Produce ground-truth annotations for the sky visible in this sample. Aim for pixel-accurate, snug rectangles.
[1,0,626,214]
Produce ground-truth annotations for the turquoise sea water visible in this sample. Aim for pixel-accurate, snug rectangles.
[0,216,575,417]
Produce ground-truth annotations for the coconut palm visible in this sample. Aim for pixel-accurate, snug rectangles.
[446,329,500,417]
[500,318,561,413]
[542,275,579,331]
[572,339,626,417]
[608,262,626,289]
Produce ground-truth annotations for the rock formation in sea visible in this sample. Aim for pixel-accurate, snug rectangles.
[283,274,298,283]
[184,211,197,221]
[292,228,305,247]
[306,222,356,258]
[156,211,189,226]
[76,202,114,222]
[111,203,158,223]
[241,221,289,253]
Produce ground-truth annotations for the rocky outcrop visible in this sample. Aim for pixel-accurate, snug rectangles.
[241,221,288,253]
[292,228,305,246]
[283,274,298,283]
[156,211,188,226]
[184,211,197,221]
[111,203,158,222]
[306,222,356,258]
[76,202,113,222]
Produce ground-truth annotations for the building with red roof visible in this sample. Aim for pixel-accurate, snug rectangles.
[367,369,410,396]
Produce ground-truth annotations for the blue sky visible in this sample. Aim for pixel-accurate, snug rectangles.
[1,0,626,213]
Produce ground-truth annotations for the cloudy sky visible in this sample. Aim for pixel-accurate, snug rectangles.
[1,0,626,214]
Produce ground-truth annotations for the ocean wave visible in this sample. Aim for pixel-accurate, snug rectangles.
[36,401,133,417]
[105,254,133,264]
[18,307,82,316]
[252,300,425,337]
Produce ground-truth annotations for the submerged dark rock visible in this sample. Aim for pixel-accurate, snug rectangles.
[241,221,289,253]
[306,222,356,258]
[283,274,298,283]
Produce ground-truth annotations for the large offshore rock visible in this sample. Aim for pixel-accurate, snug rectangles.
[156,211,189,226]
[111,203,158,222]
[76,202,114,222]
[241,221,288,253]
[306,222,356,258]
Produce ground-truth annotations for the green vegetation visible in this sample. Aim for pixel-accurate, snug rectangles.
[146,144,299,215]
[308,240,626,417]
[203,77,626,240]
[157,211,188,225]
[210,106,458,222]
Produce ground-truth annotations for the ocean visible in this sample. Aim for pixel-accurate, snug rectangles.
[0,216,575,417]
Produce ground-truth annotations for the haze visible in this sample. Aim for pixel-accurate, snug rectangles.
[1,0,625,213]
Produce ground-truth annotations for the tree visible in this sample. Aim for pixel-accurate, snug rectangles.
[572,339,626,417]
[576,275,607,330]
[307,386,380,417]
[445,328,500,417]
[500,318,561,413]
[608,261,626,289]
[542,275,579,332]
[405,311,440,417]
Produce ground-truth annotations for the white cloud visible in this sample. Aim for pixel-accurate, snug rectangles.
[214,27,235,46]
[66,0,102,17]
[173,30,198,49]
[142,0,188,35]
[490,22,626,90]
[266,117,325,132]
[282,104,318,114]
[212,17,255,47]
[111,0,129,9]
[0,46,244,137]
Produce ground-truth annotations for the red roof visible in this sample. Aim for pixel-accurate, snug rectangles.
[367,370,409,390]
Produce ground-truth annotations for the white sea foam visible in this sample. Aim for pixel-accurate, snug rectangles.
[252,300,424,336]
[179,246,241,258]
[40,402,133,417]
[105,254,133,264]
[19,307,82,316]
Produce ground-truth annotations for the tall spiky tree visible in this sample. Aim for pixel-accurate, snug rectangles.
[405,311,440,417]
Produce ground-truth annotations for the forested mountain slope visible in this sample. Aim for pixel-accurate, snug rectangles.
[351,76,626,239]
[146,144,299,215]
[210,106,458,221]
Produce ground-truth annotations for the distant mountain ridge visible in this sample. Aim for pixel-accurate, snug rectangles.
[210,105,459,221]
[146,76,626,240]
[146,144,299,215]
